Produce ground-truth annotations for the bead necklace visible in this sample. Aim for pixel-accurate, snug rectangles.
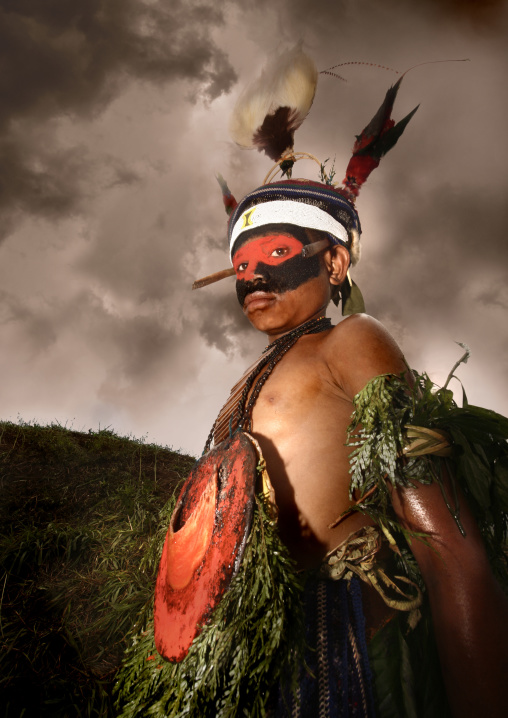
[203,315,332,453]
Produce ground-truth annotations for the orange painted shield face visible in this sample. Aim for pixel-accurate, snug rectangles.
[154,432,257,663]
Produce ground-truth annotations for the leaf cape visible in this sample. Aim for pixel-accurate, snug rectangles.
[345,369,508,589]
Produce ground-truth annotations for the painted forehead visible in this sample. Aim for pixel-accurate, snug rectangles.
[232,234,304,273]
[231,223,310,257]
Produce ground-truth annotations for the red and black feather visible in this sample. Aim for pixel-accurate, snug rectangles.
[342,78,419,199]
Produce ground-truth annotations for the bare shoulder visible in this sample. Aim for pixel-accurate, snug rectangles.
[322,314,408,400]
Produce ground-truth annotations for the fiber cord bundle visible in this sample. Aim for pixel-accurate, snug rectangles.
[114,492,306,717]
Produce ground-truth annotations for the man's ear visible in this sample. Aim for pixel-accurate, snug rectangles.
[324,245,350,286]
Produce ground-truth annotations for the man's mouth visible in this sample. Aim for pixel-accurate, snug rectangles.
[243,290,276,310]
[237,278,279,307]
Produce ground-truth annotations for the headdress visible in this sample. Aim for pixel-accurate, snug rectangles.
[193,45,418,315]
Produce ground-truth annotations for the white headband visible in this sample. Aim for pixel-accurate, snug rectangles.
[229,200,349,257]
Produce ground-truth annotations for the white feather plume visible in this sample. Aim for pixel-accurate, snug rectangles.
[230,44,318,152]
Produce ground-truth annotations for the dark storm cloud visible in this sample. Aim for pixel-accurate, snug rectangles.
[362,169,508,320]
[270,0,507,35]
[2,282,190,384]
[475,281,508,310]
[101,311,178,380]
[0,133,141,240]
[77,215,183,305]
[429,0,507,28]
[0,0,237,238]
[0,0,236,126]
[0,288,57,351]
[195,287,253,355]
[356,201,468,318]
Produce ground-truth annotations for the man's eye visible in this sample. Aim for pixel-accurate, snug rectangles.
[237,262,248,272]
[271,247,288,258]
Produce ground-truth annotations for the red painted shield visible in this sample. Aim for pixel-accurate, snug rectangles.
[154,432,257,662]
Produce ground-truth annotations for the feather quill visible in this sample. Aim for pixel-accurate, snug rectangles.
[229,45,318,162]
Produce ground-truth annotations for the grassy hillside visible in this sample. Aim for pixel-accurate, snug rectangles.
[0,420,195,717]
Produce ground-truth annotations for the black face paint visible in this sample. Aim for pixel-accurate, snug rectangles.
[235,252,321,307]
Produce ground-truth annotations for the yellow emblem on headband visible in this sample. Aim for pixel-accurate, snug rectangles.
[240,207,256,229]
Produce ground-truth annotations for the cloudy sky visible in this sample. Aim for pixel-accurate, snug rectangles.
[1,0,507,457]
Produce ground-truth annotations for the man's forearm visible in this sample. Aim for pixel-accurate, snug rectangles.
[391,480,508,718]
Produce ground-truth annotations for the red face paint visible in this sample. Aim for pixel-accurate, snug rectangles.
[233,234,304,281]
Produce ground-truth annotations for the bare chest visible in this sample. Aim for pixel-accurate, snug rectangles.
[248,349,350,446]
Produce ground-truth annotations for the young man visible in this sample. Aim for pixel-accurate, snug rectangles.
[149,51,508,717]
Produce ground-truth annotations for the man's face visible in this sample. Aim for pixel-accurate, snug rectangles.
[233,232,321,303]
[232,230,331,336]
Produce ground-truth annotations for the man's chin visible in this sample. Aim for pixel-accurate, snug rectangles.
[243,300,284,334]
[243,296,308,337]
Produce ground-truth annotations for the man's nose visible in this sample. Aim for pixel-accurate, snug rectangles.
[245,261,269,282]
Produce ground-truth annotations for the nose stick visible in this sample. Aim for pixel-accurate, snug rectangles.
[192,267,236,290]
[301,238,330,258]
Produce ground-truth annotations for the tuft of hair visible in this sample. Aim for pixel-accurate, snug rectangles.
[349,227,361,266]
[229,44,318,160]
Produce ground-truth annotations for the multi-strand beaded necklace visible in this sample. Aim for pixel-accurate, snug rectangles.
[203,315,332,453]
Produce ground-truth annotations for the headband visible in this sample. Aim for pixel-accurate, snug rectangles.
[229,200,349,256]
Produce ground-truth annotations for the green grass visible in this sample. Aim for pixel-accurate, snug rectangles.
[0,420,194,717]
